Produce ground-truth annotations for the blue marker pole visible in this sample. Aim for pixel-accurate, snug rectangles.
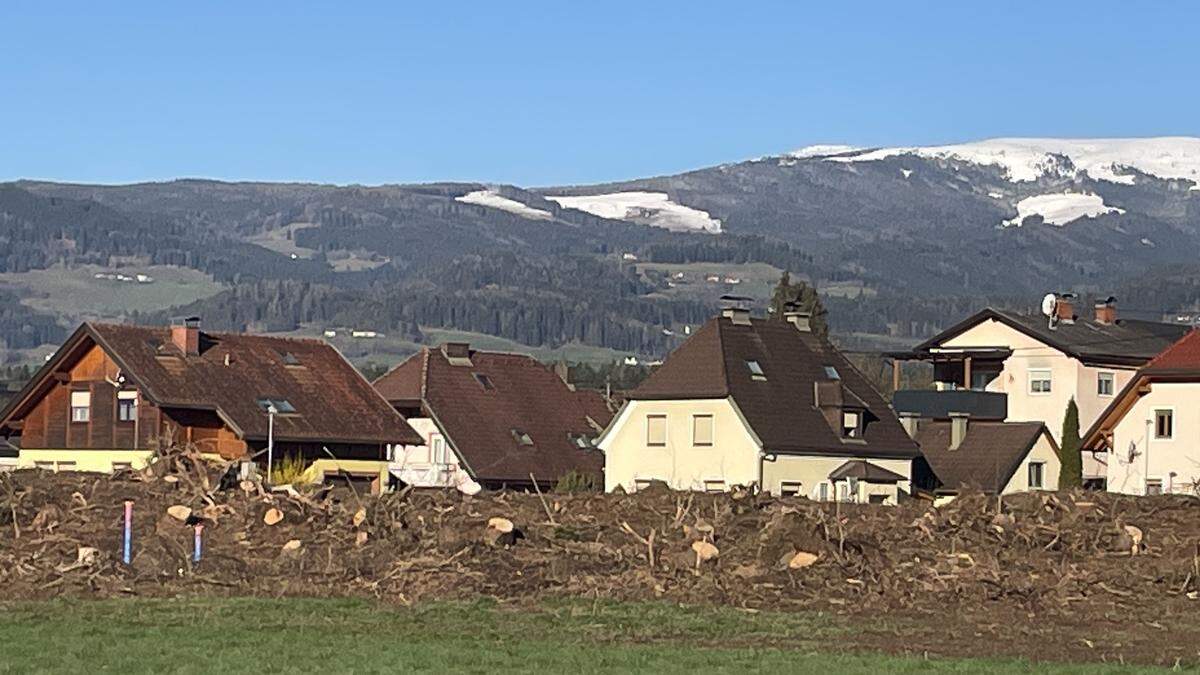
[123,500,133,564]
[193,523,203,564]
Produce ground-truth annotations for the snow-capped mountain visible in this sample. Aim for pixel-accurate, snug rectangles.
[811,137,1200,186]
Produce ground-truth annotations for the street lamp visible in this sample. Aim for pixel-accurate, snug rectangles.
[266,403,278,483]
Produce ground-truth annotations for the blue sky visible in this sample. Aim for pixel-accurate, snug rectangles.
[2,1,1197,186]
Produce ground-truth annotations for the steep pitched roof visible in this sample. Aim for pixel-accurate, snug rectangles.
[916,420,1051,494]
[912,308,1188,366]
[0,322,420,446]
[631,316,920,459]
[375,347,612,484]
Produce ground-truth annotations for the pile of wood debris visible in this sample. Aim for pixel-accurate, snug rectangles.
[1,447,1198,621]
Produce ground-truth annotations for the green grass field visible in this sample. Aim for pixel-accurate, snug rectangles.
[0,598,1161,674]
[0,263,226,318]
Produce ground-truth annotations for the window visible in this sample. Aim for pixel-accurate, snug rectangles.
[868,494,889,505]
[703,480,725,493]
[280,351,301,366]
[1028,370,1052,395]
[431,436,447,464]
[70,391,91,423]
[256,398,296,414]
[818,482,829,501]
[841,410,863,439]
[836,482,849,502]
[1155,410,1173,439]
[117,391,138,422]
[1028,461,1045,489]
[1145,478,1164,496]
[111,462,133,472]
[692,415,714,446]
[34,461,54,471]
[634,479,653,491]
[746,360,766,381]
[823,366,841,380]
[511,429,534,447]
[779,481,803,497]
[646,415,667,447]
[1097,372,1115,397]
[472,373,495,391]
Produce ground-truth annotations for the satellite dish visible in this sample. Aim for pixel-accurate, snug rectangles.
[1040,293,1058,317]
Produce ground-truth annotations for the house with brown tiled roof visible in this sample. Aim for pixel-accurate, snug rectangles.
[0,318,421,492]
[1083,329,1200,495]
[598,307,921,503]
[909,416,1060,497]
[373,343,613,490]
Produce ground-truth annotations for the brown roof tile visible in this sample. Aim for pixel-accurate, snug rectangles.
[375,347,613,484]
[630,316,921,459]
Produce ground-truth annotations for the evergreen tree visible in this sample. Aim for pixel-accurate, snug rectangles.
[1059,397,1083,489]
[769,271,829,338]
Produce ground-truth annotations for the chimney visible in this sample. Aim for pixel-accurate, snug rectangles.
[554,361,575,391]
[720,295,753,326]
[1055,293,1076,323]
[899,412,920,439]
[441,342,473,366]
[170,317,200,356]
[784,310,812,333]
[721,306,751,326]
[1094,296,1117,325]
[949,412,969,450]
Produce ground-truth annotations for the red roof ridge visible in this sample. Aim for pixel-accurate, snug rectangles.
[86,321,332,346]
[1143,328,1200,371]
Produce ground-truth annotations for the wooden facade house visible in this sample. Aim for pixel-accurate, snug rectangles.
[0,319,421,490]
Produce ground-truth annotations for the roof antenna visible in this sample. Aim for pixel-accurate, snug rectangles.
[1041,293,1059,331]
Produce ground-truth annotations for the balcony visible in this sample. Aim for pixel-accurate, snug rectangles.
[892,389,1007,420]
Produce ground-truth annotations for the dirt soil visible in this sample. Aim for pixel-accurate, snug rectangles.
[2,450,1199,667]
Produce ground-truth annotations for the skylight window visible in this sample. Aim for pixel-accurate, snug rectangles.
[280,351,301,366]
[824,366,841,380]
[257,398,297,414]
[511,429,534,446]
[473,373,495,391]
[746,360,766,381]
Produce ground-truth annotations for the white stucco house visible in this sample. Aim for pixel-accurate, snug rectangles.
[891,296,1187,487]
[1083,329,1200,496]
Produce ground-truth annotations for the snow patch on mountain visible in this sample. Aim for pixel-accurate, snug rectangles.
[456,190,553,220]
[788,144,864,159]
[829,137,1200,187]
[547,192,722,233]
[1001,192,1124,227]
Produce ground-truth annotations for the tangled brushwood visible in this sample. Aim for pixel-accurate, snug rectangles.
[1,447,1199,629]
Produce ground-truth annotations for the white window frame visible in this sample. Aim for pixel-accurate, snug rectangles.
[117,390,138,422]
[70,391,91,423]
[702,479,725,494]
[1145,478,1164,496]
[1154,408,1174,440]
[1027,461,1045,489]
[817,482,830,501]
[691,414,714,447]
[430,435,447,465]
[1028,369,1052,396]
[841,410,863,439]
[646,414,667,447]
[1097,372,1115,398]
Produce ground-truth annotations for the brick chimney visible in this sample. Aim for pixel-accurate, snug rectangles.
[170,317,200,356]
[721,306,751,326]
[949,412,969,450]
[1094,296,1117,325]
[1055,294,1076,323]
[441,342,473,366]
[899,412,920,439]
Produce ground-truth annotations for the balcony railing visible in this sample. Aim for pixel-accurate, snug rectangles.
[892,389,1007,420]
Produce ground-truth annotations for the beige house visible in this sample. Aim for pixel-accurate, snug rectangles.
[599,308,921,503]
[910,414,1061,497]
[1083,329,1200,495]
[892,297,1187,487]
